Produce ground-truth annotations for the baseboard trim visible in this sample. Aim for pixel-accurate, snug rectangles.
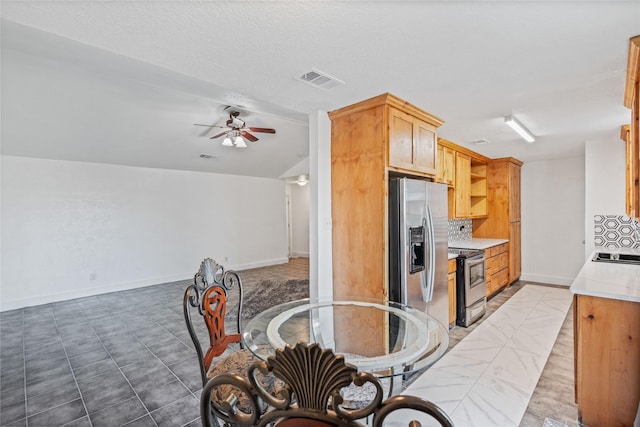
[290,252,310,258]
[520,273,575,287]
[0,272,192,312]
[231,257,289,271]
[1,257,293,312]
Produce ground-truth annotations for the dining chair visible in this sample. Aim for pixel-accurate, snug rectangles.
[183,258,281,410]
[200,342,455,427]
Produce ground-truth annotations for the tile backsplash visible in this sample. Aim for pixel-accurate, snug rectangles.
[594,215,640,248]
[448,218,472,241]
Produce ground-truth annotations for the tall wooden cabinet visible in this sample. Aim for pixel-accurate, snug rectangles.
[473,158,523,284]
[329,93,444,300]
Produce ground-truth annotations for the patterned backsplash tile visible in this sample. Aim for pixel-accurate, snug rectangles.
[448,218,472,241]
[594,215,640,248]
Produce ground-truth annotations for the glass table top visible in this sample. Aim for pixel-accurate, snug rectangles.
[242,296,449,378]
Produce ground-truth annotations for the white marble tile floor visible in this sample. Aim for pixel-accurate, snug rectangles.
[387,284,573,427]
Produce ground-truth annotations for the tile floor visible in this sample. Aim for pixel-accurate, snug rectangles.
[0,259,309,427]
[395,284,577,427]
[1,258,577,427]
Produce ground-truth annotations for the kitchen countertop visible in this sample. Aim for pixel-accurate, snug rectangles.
[570,247,640,303]
[448,238,509,251]
[447,253,457,260]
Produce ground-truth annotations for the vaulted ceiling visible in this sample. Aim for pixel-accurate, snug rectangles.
[2,2,639,178]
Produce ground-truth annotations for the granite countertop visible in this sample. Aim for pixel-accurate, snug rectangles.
[570,247,640,303]
[448,238,509,251]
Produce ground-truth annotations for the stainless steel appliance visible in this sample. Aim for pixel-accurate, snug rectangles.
[449,247,487,327]
[389,177,449,354]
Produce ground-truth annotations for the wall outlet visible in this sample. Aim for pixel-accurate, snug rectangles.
[89,273,97,281]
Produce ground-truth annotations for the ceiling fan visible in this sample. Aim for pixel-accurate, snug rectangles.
[194,107,276,148]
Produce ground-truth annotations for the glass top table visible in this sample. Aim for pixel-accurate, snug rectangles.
[242,296,449,378]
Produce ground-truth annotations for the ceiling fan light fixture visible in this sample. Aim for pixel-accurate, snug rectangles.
[504,115,535,143]
[235,136,247,148]
[222,136,233,146]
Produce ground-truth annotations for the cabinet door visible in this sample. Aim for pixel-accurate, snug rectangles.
[509,221,521,283]
[444,147,455,186]
[455,152,471,218]
[389,108,415,170]
[447,272,456,326]
[509,162,521,222]
[575,295,640,426]
[414,121,437,175]
[436,144,445,183]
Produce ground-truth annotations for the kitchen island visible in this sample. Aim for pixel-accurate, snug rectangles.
[570,247,640,427]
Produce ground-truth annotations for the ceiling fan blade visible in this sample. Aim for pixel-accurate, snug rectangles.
[194,123,228,128]
[241,131,259,142]
[209,131,228,139]
[248,127,276,134]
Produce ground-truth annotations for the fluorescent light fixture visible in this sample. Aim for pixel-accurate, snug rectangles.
[504,115,535,143]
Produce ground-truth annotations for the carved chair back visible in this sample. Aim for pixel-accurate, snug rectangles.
[183,258,245,387]
[200,342,454,427]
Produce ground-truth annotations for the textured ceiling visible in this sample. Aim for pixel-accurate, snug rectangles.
[2,1,640,177]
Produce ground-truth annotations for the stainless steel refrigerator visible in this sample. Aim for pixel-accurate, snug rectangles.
[389,177,449,357]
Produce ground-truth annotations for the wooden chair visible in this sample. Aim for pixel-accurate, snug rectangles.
[184,258,281,409]
[200,342,454,427]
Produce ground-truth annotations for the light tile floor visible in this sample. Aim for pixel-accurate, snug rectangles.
[392,284,575,427]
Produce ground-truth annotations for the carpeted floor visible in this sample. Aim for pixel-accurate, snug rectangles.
[226,278,309,319]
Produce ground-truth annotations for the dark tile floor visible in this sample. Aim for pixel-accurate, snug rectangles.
[0,258,309,427]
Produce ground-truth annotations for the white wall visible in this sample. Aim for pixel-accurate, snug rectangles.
[1,155,288,310]
[287,183,310,257]
[584,140,626,257]
[520,156,585,286]
[309,110,333,300]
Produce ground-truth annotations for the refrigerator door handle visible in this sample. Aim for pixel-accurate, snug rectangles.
[424,204,436,302]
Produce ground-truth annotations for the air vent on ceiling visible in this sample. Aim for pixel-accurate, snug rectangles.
[199,153,216,159]
[469,138,490,145]
[295,69,345,90]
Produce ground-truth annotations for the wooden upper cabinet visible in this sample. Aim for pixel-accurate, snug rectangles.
[622,124,639,218]
[455,152,471,217]
[469,158,488,217]
[624,35,640,221]
[455,153,487,218]
[436,139,455,186]
[389,108,415,170]
[389,107,438,175]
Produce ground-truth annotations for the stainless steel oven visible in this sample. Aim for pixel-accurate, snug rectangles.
[449,248,487,327]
